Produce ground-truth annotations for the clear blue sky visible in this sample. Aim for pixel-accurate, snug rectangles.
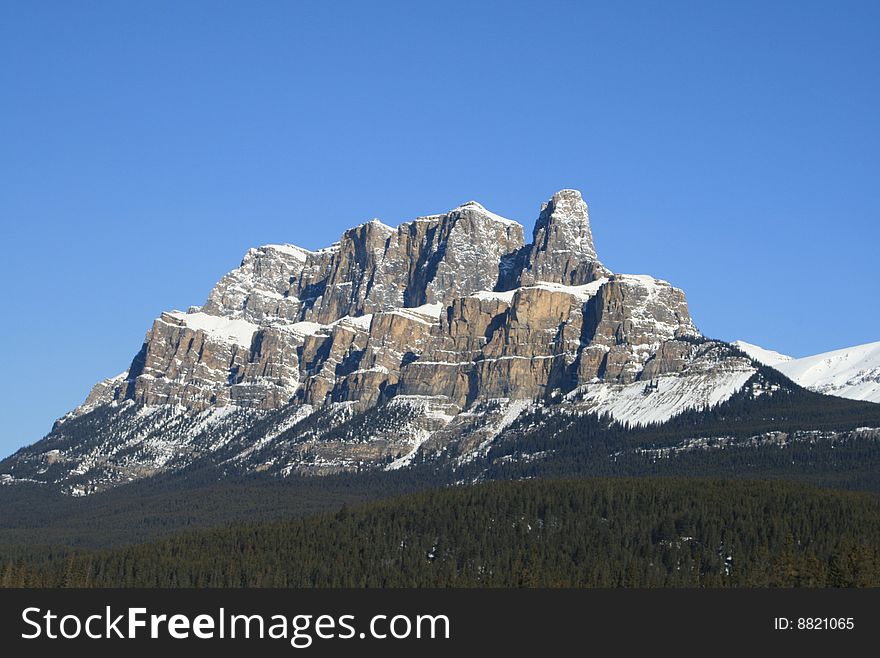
[1,0,878,457]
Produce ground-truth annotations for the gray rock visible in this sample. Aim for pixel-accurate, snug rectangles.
[2,189,761,493]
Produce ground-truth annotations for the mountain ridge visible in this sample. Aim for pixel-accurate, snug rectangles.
[734,340,880,403]
[1,189,875,495]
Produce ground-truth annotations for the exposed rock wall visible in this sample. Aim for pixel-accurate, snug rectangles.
[85,190,697,416]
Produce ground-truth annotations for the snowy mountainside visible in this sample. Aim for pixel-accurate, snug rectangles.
[1,189,854,495]
[775,341,880,403]
[733,339,880,403]
[732,340,793,367]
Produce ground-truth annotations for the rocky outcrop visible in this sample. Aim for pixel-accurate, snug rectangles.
[202,203,525,325]
[85,191,703,415]
[517,189,610,286]
[1,188,763,494]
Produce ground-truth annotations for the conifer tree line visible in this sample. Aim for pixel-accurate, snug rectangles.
[2,478,878,588]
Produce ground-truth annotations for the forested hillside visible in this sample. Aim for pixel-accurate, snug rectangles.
[3,478,879,588]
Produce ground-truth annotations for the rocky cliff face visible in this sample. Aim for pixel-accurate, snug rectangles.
[94,190,696,415]
[1,189,763,494]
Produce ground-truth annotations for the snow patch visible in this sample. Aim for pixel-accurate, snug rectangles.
[165,312,258,347]
[775,341,880,403]
[732,340,793,367]
[578,369,756,426]
[261,243,311,261]
[526,278,608,302]
[471,289,517,303]
[453,200,522,226]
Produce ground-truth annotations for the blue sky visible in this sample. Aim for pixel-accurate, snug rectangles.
[1,0,878,457]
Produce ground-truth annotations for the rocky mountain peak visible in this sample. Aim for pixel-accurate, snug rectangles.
[2,188,773,495]
[517,189,609,287]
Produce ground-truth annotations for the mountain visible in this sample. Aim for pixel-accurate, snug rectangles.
[731,340,793,367]
[733,340,880,403]
[775,342,880,403]
[0,189,864,495]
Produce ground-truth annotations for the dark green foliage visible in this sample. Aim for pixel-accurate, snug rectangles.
[3,373,880,550]
[480,413,880,490]
[2,369,879,587]
[625,367,880,439]
[2,479,878,587]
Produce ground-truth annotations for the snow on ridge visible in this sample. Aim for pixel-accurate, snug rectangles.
[282,314,374,337]
[775,341,880,403]
[469,279,608,304]
[471,289,517,303]
[283,321,327,337]
[526,278,608,301]
[732,340,793,367]
[166,311,258,347]
[731,339,880,403]
[350,218,395,233]
[385,308,439,325]
[406,302,445,318]
[336,314,374,331]
[453,200,521,226]
[614,273,672,289]
[261,243,311,260]
[577,369,756,426]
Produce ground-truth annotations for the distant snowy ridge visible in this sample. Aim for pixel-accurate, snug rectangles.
[736,339,880,403]
[732,340,793,367]
[2,188,834,495]
[776,341,880,403]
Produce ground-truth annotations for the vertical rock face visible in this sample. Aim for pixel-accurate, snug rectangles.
[85,189,701,414]
[203,204,526,324]
[202,244,309,322]
[4,188,763,494]
[517,189,610,286]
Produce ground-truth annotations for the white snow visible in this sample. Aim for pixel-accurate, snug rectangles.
[453,200,521,226]
[231,404,316,464]
[615,273,669,287]
[732,340,793,367]
[166,312,258,347]
[283,321,326,337]
[407,302,445,318]
[459,398,532,463]
[336,314,374,331]
[280,314,374,337]
[250,287,287,300]
[351,218,394,233]
[577,369,756,426]
[526,278,609,302]
[262,243,311,261]
[775,341,880,403]
[386,305,443,325]
[472,289,517,303]
[468,278,609,305]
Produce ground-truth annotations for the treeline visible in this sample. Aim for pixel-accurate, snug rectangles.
[2,367,880,552]
[482,415,880,490]
[2,478,879,588]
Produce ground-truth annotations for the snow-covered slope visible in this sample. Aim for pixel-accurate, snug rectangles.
[6,187,856,496]
[775,341,880,403]
[732,340,793,367]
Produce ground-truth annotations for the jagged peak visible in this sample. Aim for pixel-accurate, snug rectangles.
[515,188,606,286]
[547,188,584,204]
[451,199,521,227]
[349,218,395,233]
[538,189,589,223]
[258,243,312,260]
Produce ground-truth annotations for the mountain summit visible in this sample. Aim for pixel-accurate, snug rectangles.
[3,190,770,494]
[735,340,880,403]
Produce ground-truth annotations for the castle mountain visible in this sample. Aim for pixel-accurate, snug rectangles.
[0,190,801,494]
